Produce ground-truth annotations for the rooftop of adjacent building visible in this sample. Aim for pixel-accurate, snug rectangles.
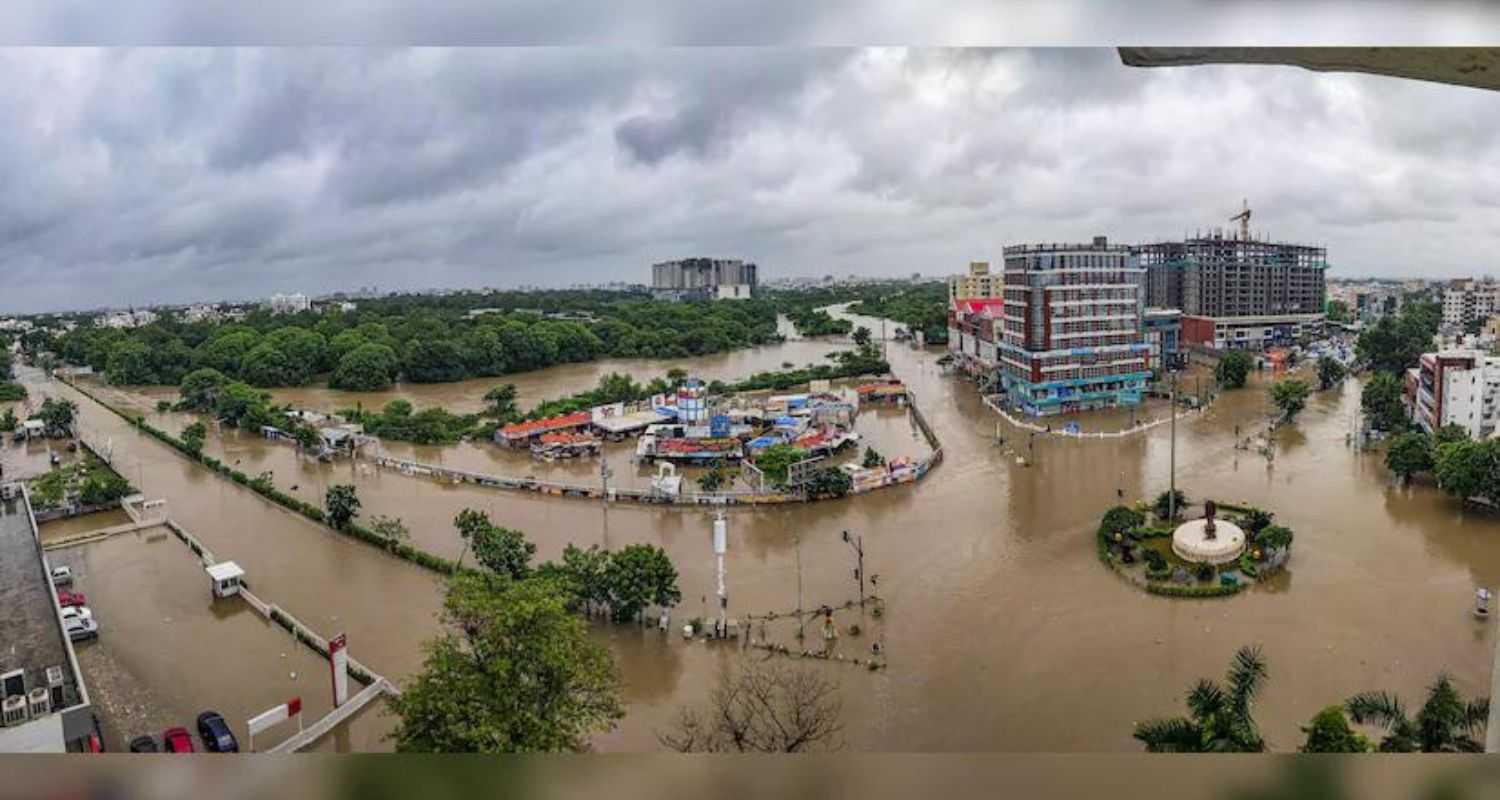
[0,490,83,735]
[1002,236,1131,255]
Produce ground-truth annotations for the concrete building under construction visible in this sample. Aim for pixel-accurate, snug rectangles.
[1136,212,1327,350]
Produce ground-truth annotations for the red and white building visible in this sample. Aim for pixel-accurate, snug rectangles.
[1405,349,1500,438]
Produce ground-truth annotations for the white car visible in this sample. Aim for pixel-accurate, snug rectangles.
[59,605,93,624]
[63,616,98,642]
[50,565,73,586]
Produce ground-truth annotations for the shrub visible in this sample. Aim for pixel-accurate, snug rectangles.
[1195,563,1215,583]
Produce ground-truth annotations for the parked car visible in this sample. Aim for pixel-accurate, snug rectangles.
[56,590,87,608]
[59,606,93,624]
[50,565,73,586]
[128,735,159,753]
[162,727,194,753]
[196,711,239,753]
[63,616,98,642]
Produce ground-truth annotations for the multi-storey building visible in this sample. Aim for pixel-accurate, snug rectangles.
[650,258,758,301]
[1441,279,1500,329]
[1141,308,1183,375]
[948,261,1003,303]
[1405,350,1500,439]
[1137,231,1327,350]
[267,293,310,315]
[998,237,1149,416]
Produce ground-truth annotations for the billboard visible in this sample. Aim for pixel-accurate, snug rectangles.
[329,633,349,707]
[591,402,625,423]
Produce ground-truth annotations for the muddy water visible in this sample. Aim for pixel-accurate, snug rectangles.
[49,529,350,752]
[25,303,1500,753]
[268,336,844,416]
[39,509,136,543]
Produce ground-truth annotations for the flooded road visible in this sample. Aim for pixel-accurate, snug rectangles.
[24,305,1500,752]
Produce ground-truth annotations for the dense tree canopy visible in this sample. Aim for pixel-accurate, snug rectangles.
[1361,372,1408,433]
[390,572,624,753]
[1215,350,1254,389]
[1356,300,1440,375]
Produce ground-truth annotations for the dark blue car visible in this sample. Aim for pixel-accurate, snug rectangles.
[196,711,239,753]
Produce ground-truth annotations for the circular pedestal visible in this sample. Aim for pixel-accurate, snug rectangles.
[1171,518,1246,565]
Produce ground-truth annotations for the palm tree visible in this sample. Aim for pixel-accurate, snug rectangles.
[1134,645,1268,752]
[1345,674,1489,752]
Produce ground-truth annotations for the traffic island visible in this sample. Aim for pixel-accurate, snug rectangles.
[1096,499,1294,598]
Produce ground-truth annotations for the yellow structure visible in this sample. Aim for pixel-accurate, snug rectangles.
[949,261,1003,303]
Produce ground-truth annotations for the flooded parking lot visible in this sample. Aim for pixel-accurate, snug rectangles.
[46,528,385,752]
[20,307,1500,752]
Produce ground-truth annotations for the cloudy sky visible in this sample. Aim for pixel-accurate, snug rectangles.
[2,46,1499,313]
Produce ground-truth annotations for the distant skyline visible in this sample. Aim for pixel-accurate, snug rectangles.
[3,48,1500,314]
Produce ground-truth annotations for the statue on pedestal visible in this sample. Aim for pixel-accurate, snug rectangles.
[1203,499,1218,539]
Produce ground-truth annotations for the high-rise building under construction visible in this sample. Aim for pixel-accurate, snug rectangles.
[1136,228,1327,350]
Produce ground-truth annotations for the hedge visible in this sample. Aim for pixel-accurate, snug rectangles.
[60,375,461,578]
[1145,581,1244,598]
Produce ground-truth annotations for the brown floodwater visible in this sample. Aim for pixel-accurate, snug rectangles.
[38,509,137,543]
[48,528,357,752]
[21,297,1500,752]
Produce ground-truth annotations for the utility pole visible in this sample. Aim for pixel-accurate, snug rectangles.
[1169,367,1178,521]
[600,459,612,504]
[842,529,865,606]
[795,533,805,641]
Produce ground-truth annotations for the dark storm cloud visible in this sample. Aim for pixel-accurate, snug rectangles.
[4,1,1499,44]
[1,47,1499,314]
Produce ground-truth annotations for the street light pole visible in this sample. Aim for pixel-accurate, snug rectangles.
[1169,368,1178,521]
[842,529,865,606]
[795,533,805,641]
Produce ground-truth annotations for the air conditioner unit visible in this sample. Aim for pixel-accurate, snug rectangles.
[45,667,65,711]
[27,688,49,718]
[2,695,29,727]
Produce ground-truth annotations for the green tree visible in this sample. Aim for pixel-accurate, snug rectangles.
[194,329,261,376]
[1300,706,1372,753]
[1240,507,1274,535]
[1215,350,1254,390]
[181,421,207,456]
[1133,645,1268,753]
[1268,378,1310,421]
[79,470,132,506]
[1100,505,1145,536]
[402,338,468,383]
[1346,675,1489,752]
[754,443,806,488]
[37,398,77,437]
[178,367,229,411]
[539,543,613,614]
[1316,355,1346,390]
[265,326,328,379]
[213,382,269,428]
[1361,371,1408,432]
[240,342,296,387]
[370,515,410,552]
[862,446,885,469]
[105,339,157,385]
[1384,431,1433,483]
[454,509,535,580]
[805,467,853,498]
[1153,489,1188,521]
[604,543,681,623]
[325,484,361,530]
[390,572,624,752]
[1434,423,1470,447]
[1433,439,1500,505]
[0,408,16,433]
[331,343,400,391]
[1357,306,1437,374]
[696,462,728,493]
[852,326,872,348]
[483,384,519,422]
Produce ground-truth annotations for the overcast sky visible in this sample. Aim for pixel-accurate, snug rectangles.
[2,47,1499,314]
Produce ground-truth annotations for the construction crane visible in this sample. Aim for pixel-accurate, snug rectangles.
[1229,199,1251,240]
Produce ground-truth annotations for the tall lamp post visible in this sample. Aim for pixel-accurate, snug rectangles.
[1169,367,1178,521]
[842,529,865,607]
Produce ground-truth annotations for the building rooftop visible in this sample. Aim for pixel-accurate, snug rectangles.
[0,489,84,751]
